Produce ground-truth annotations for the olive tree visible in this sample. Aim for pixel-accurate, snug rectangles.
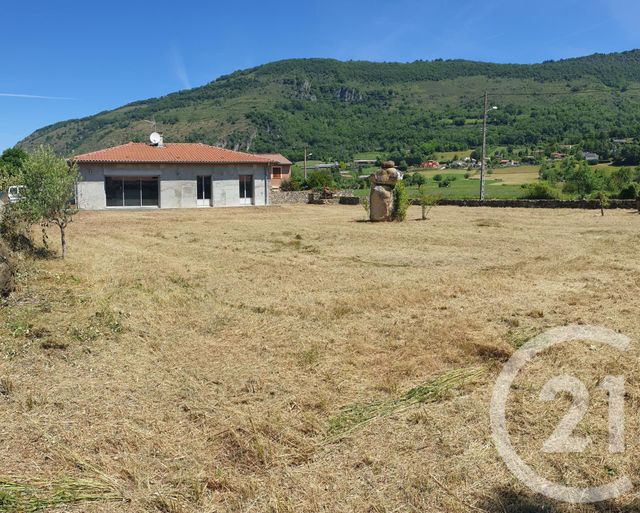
[18,146,79,258]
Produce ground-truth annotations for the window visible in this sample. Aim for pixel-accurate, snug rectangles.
[272,167,282,178]
[105,177,159,207]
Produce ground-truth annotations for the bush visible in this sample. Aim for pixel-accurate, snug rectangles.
[433,174,443,182]
[407,173,426,187]
[392,181,409,222]
[619,183,639,199]
[306,170,334,190]
[438,176,456,188]
[519,181,560,200]
[280,169,304,191]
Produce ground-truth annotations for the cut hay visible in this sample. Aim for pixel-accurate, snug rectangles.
[327,367,484,440]
[0,477,122,512]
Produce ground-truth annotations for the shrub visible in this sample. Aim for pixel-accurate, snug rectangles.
[306,170,334,190]
[407,173,426,186]
[280,169,304,191]
[361,197,370,220]
[392,181,409,222]
[418,187,438,220]
[438,177,456,188]
[619,183,639,199]
[433,174,443,182]
[597,191,610,216]
[519,181,560,200]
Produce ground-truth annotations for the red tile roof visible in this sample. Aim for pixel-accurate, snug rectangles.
[257,153,292,165]
[73,143,275,165]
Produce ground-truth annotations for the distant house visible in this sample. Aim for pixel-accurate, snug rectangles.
[257,153,292,189]
[449,160,468,169]
[354,159,377,166]
[582,151,600,164]
[73,141,276,209]
[311,163,339,170]
[420,160,440,169]
[613,138,631,144]
[550,152,566,160]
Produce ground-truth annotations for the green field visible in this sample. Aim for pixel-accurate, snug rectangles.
[354,177,524,200]
[434,150,473,161]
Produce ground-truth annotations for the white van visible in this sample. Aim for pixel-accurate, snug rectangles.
[7,185,26,203]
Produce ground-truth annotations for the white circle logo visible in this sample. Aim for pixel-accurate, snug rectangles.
[490,325,633,504]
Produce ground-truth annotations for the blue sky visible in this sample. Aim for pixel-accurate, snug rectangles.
[2,0,640,151]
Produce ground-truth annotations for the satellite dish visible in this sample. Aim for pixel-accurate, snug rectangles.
[150,132,162,145]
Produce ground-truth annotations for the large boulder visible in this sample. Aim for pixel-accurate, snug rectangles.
[369,166,401,187]
[370,185,394,222]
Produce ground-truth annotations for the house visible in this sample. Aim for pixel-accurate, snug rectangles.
[449,160,468,169]
[420,160,440,169]
[550,152,566,160]
[257,153,292,189]
[582,151,600,164]
[311,163,339,170]
[73,141,276,210]
[354,159,377,166]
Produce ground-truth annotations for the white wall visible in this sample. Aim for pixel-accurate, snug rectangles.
[77,163,270,210]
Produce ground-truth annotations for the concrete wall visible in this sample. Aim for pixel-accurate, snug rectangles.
[77,163,270,210]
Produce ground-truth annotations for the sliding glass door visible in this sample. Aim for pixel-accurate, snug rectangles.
[105,177,159,207]
[239,175,253,205]
[197,175,212,207]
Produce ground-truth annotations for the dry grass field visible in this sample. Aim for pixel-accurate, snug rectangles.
[1,205,640,512]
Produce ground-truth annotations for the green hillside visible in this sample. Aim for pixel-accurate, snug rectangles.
[18,50,640,161]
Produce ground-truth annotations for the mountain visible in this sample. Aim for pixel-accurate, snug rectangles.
[18,50,640,161]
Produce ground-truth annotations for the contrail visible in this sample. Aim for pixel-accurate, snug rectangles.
[0,93,75,100]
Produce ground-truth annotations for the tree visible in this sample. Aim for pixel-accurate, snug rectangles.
[0,148,28,187]
[17,146,79,258]
[0,148,28,170]
[418,186,438,220]
[407,172,426,186]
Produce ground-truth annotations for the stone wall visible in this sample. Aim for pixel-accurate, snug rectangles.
[411,198,639,210]
[269,190,311,205]
[270,189,359,205]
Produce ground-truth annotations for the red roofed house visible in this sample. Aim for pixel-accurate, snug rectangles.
[73,140,278,209]
[257,153,292,189]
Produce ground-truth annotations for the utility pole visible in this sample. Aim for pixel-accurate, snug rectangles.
[480,91,488,201]
[303,147,312,180]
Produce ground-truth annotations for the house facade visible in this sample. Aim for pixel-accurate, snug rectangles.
[257,153,292,188]
[73,142,276,209]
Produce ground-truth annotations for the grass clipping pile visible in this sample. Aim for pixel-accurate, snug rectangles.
[0,477,120,513]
